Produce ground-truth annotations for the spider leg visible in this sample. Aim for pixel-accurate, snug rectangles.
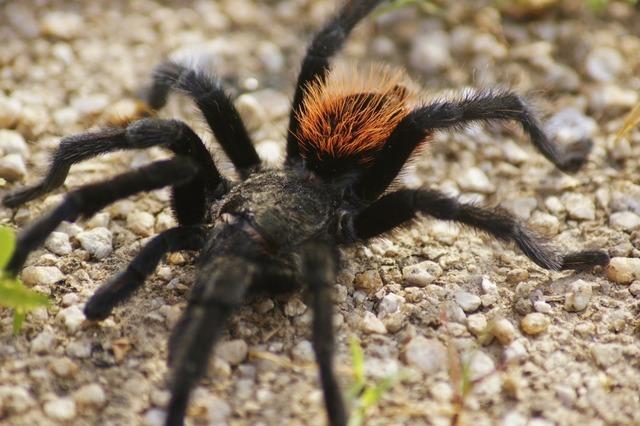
[6,158,197,275]
[286,0,384,164]
[145,61,260,176]
[84,225,207,321]
[354,90,594,201]
[346,189,609,271]
[299,241,347,426]
[166,256,255,426]
[3,119,224,225]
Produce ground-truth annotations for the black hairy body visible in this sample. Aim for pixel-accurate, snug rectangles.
[3,1,610,425]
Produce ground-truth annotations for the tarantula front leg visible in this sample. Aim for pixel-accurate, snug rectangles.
[6,158,197,275]
[84,225,207,321]
[299,241,347,426]
[144,61,260,176]
[166,256,256,426]
[354,90,593,201]
[3,118,223,225]
[347,189,609,271]
[286,0,385,163]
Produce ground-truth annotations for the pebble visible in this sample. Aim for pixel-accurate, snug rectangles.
[72,94,109,117]
[235,94,267,131]
[57,305,85,333]
[533,300,553,314]
[502,140,529,164]
[66,339,92,358]
[589,84,638,112]
[545,196,565,214]
[456,167,495,193]
[361,311,387,334]
[544,108,597,144]
[409,31,452,74]
[504,339,528,362]
[155,211,175,233]
[402,261,443,287]
[74,384,107,408]
[468,350,495,380]
[45,231,72,256]
[284,296,307,317]
[0,385,36,414]
[428,221,460,244]
[606,257,640,284]
[629,281,640,297]
[404,336,447,373]
[21,265,64,286]
[249,89,291,121]
[190,388,231,424]
[256,41,284,72]
[0,98,22,128]
[126,211,156,237]
[0,129,28,156]
[561,193,595,221]
[502,196,537,221]
[354,270,383,294]
[528,211,560,236]
[50,357,78,378]
[86,212,110,229]
[378,293,405,317]
[44,397,76,421]
[455,291,482,313]
[520,313,550,335]
[31,329,56,353]
[216,339,248,366]
[41,12,83,40]
[609,212,640,232]
[291,340,314,362]
[481,276,498,294]
[564,279,592,312]
[256,140,284,165]
[0,153,27,181]
[467,313,488,336]
[492,318,517,345]
[585,46,625,83]
[76,227,113,259]
[444,300,467,324]
[591,343,623,368]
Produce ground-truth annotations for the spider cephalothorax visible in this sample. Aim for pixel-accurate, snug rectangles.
[3,1,609,426]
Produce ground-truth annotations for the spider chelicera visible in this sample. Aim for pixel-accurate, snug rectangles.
[3,1,609,425]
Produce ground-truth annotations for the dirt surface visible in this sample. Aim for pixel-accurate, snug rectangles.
[1,1,639,425]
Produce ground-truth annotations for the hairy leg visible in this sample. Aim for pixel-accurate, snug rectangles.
[299,241,346,426]
[286,0,384,164]
[84,226,208,321]
[354,90,593,201]
[166,256,255,426]
[3,118,224,225]
[145,61,260,176]
[6,158,198,275]
[347,189,609,271]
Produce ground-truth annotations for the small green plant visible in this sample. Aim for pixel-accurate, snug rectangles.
[0,226,49,333]
[347,337,403,426]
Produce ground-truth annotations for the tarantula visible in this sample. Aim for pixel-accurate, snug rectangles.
[3,1,609,425]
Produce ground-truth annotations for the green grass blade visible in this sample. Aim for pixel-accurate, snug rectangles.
[0,226,16,270]
[0,279,50,310]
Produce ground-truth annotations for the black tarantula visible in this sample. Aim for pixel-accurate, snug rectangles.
[3,1,610,425]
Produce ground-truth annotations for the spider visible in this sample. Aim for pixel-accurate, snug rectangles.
[3,1,610,425]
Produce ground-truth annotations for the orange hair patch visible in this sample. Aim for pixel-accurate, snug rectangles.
[294,64,415,167]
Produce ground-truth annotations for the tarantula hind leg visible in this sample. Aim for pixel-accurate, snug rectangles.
[300,241,347,426]
[349,188,610,271]
[5,158,198,276]
[84,226,207,321]
[2,119,222,226]
[166,257,256,426]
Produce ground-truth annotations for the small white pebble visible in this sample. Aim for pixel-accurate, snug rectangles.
[456,167,495,193]
[291,340,314,362]
[0,98,22,128]
[533,300,553,314]
[528,211,560,236]
[409,31,452,74]
[0,129,28,156]
[0,153,27,181]
[361,311,387,334]
[21,266,64,286]
[402,261,443,287]
[44,397,76,421]
[127,211,155,237]
[378,293,405,317]
[455,291,482,313]
[57,305,85,333]
[503,339,528,362]
[73,383,106,408]
[66,339,92,358]
[404,336,447,373]
[41,11,83,39]
[50,357,78,378]
[31,329,56,353]
[216,340,248,366]
[76,227,112,259]
[561,193,595,221]
[235,94,266,131]
[468,350,495,380]
[86,212,110,229]
[284,296,307,317]
[0,385,36,414]
[520,313,550,335]
[492,318,517,345]
[467,313,487,336]
[564,279,593,312]
[606,257,640,284]
[45,231,72,255]
[609,212,640,232]
[481,276,498,294]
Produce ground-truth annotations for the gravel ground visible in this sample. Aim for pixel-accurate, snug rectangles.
[1,1,640,425]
